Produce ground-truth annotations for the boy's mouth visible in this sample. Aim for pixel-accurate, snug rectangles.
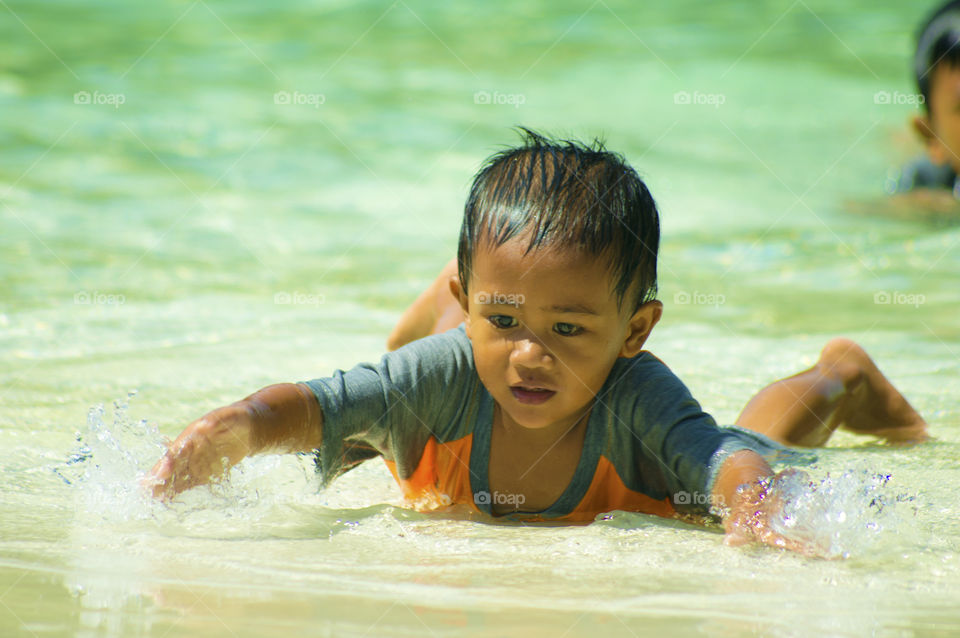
[510,384,556,404]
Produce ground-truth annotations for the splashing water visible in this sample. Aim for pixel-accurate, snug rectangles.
[60,394,923,557]
[60,392,336,536]
[763,466,921,559]
[56,391,167,523]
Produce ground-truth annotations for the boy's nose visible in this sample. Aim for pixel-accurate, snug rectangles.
[509,335,553,368]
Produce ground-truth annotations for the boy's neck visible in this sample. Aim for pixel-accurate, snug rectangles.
[495,401,593,448]
[488,401,594,514]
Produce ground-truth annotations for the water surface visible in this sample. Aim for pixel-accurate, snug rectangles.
[2,1,959,636]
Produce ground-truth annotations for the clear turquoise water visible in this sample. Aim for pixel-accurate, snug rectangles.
[2,1,959,636]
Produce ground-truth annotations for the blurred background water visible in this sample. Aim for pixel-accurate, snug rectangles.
[1,0,959,636]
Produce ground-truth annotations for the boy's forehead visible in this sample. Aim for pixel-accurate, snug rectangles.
[929,62,960,115]
[473,235,599,270]
[934,61,960,90]
[469,237,620,299]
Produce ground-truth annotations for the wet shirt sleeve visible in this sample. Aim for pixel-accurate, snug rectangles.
[301,325,475,487]
[604,353,802,515]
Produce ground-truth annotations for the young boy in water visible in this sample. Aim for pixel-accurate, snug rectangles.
[894,0,960,198]
[148,131,927,553]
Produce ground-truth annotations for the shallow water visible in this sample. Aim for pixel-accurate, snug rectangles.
[2,0,960,636]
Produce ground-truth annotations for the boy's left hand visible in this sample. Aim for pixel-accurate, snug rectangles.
[712,452,828,556]
[721,469,822,556]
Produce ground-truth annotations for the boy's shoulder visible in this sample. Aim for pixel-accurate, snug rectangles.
[386,323,473,369]
[604,349,691,397]
[595,349,706,437]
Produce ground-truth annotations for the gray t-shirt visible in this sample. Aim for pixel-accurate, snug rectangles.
[304,325,806,520]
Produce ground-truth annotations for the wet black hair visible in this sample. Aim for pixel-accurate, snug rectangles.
[457,128,659,314]
[916,0,960,111]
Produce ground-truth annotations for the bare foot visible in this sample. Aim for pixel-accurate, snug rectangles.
[735,338,929,447]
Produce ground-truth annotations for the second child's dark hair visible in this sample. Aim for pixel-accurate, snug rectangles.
[916,0,960,111]
[457,128,659,314]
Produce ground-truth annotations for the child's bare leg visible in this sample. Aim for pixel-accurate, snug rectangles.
[386,259,463,351]
[735,338,928,447]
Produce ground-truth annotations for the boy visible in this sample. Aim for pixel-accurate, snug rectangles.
[894,0,960,197]
[148,131,927,553]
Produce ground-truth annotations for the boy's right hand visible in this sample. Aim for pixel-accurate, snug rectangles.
[144,383,324,500]
[145,403,255,500]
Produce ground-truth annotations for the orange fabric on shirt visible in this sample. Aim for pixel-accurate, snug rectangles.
[383,435,476,512]
[383,436,676,522]
[548,455,676,522]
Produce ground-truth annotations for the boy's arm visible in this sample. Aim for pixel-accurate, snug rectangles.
[146,383,322,499]
[711,450,815,555]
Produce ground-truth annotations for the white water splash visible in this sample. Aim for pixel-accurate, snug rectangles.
[58,391,167,523]
[61,392,328,534]
[60,394,924,558]
[765,466,921,559]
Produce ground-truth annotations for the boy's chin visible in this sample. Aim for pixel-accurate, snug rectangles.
[508,417,558,431]
[498,403,556,429]
[500,403,587,432]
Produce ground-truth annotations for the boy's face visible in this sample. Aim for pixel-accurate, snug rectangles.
[453,236,662,433]
[915,63,960,172]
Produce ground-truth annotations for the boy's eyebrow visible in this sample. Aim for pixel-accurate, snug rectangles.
[543,303,600,315]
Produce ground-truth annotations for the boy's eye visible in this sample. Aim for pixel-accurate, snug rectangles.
[554,322,583,336]
[489,315,518,329]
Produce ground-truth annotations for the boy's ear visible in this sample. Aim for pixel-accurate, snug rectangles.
[618,300,663,358]
[448,276,471,338]
[912,115,951,166]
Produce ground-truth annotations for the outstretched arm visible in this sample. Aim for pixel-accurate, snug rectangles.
[146,383,323,499]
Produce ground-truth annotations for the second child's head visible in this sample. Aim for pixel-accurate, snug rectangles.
[451,130,663,432]
[913,1,960,172]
